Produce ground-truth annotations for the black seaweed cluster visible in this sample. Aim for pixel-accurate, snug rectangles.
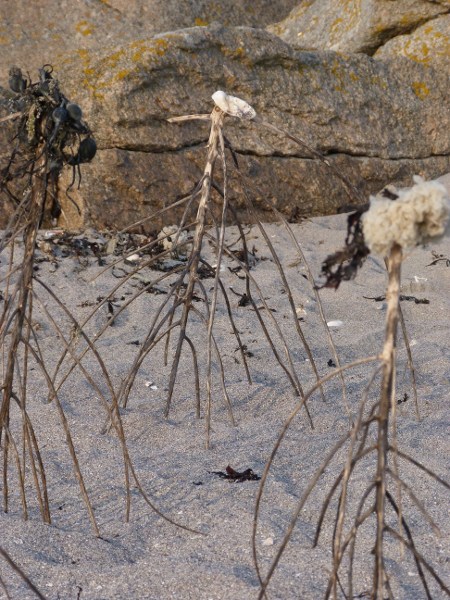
[319,209,370,289]
[1,65,96,219]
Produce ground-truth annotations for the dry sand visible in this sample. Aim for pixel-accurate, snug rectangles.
[1,214,449,599]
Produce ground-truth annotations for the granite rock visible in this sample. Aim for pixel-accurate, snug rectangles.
[55,25,450,228]
[1,23,449,229]
[374,13,450,65]
[0,0,298,82]
[268,0,449,55]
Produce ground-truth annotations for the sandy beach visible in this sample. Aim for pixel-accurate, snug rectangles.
[1,213,449,599]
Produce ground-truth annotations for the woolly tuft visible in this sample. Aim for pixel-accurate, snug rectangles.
[362,176,450,256]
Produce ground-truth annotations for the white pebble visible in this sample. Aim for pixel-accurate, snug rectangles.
[327,320,343,328]
[125,253,141,264]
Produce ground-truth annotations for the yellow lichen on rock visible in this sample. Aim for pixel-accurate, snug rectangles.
[69,36,177,99]
[154,38,170,56]
[75,20,95,37]
[74,48,105,99]
[130,38,169,62]
[411,81,430,100]
[375,14,449,65]
[223,45,247,60]
[116,69,131,80]
[369,74,387,89]
[330,57,350,93]
[102,48,126,70]
[328,0,362,46]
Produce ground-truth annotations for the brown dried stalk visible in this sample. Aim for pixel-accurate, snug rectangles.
[1,68,196,539]
[0,546,47,599]
[255,240,449,599]
[99,100,336,446]
[373,243,402,597]
[1,144,47,513]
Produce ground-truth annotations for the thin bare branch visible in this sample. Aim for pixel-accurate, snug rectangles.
[0,547,47,599]
[386,468,440,535]
[385,524,450,596]
[253,356,380,597]
[167,114,210,123]
[0,111,22,123]
[390,448,450,490]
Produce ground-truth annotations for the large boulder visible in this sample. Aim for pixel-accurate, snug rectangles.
[268,0,449,55]
[374,13,450,65]
[57,25,448,158]
[54,25,449,228]
[0,0,299,82]
[99,0,300,29]
[1,23,449,230]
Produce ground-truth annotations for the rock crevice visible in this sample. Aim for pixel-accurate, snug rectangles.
[364,9,450,55]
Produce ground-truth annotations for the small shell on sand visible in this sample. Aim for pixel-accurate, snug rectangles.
[327,320,343,328]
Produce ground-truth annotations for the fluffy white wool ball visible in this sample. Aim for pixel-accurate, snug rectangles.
[362,176,450,256]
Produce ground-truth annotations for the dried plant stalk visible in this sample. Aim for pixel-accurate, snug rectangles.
[254,232,449,599]
[98,97,342,447]
[0,546,47,600]
[374,242,402,597]
[166,107,225,445]
[1,68,195,538]
[253,355,380,598]
[1,144,47,519]
[0,145,47,444]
